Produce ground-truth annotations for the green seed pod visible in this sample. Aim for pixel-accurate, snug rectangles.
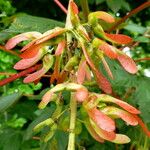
[93,25,105,39]
[80,106,88,119]
[52,104,63,119]
[59,116,82,135]
[59,116,70,132]
[64,56,78,71]
[88,14,98,27]
[77,25,90,41]
[97,102,107,109]
[38,92,57,109]
[66,83,85,91]
[43,54,54,70]
[75,120,82,135]
[96,49,103,58]
[34,118,55,133]
[44,123,57,142]
[92,38,101,49]
[50,84,66,93]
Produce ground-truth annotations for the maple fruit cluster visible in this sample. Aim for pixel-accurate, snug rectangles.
[4,0,150,145]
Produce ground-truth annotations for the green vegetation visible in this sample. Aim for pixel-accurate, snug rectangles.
[0,0,150,149]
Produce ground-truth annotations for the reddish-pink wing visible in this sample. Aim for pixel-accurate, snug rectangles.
[77,60,86,84]
[55,40,66,56]
[105,33,132,44]
[70,1,79,15]
[117,52,138,74]
[88,108,115,132]
[23,67,45,83]
[96,11,115,23]
[99,42,118,59]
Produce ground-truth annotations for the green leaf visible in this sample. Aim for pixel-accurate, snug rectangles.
[23,106,55,141]
[132,77,150,123]
[8,14,64,33]
[102,58,150,123]
[0,0,16,16]
[121,0,130,11]
[106,0,122,13]
[124,24,147,34]
[0,92,22,113]
[106,0,130,12]
[134,36,150,43]
[0,31,12,43]
[100,58,136,91]
[6,114,27,128]
[0,13,65,42]
[96,0,105,5]
[51,131,68,150]
[3,132,22,150]
[10,100,37,120]
[0,129,22,150]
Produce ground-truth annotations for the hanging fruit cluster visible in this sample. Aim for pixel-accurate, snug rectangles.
[4,0,150,146]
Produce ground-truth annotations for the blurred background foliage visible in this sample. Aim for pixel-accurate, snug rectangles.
[0,0,150,150]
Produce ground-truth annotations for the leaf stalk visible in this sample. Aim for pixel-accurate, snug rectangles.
[67,94,77,150]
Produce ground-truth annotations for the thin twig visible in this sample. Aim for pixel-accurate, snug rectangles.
[67,94,77,150]
[32,136,40,140]
[0,45,20,57]
[0,72,15,76]
[0,64,41,86]
[23,94,35,97]
[54,0,68,14]
[80,0,89,22]
[134,57,150,62]
[108,1,150,32]
[0,72,51,78]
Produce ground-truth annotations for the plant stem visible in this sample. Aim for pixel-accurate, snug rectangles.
[108,1,150,32]
[67,94,77,150]
[54,0,68,14]
[143,136,148,150]
[134,57,150,62]
[65,0,73,59]
[0,64,41,86]
[80,0,89,22]
[65,0,72,29]
[0,45,20,57]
